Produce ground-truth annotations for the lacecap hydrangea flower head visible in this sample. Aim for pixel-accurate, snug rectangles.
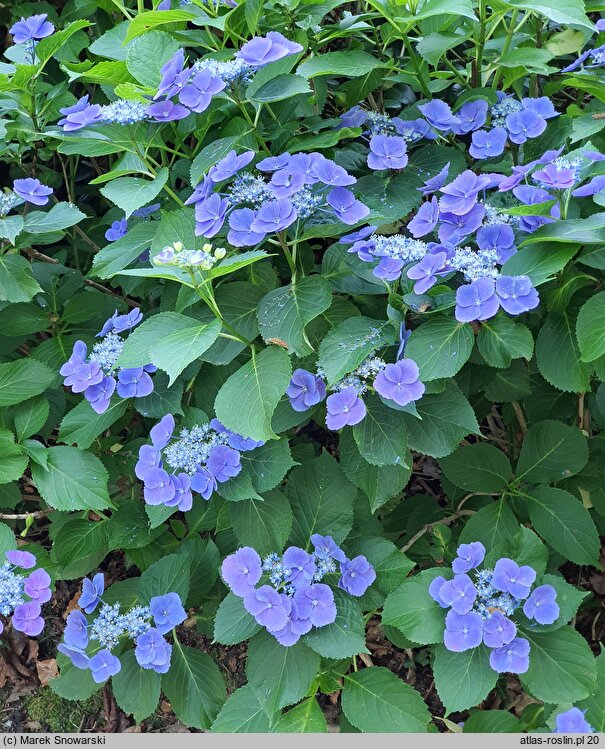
[221,535,376,646]
[0,550,51,637]
[58,573,186,682]
[136,414,264,509]
[429,541,560,674]
[60,308,156,414]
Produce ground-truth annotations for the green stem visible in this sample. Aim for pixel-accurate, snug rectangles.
[491,10,520,89]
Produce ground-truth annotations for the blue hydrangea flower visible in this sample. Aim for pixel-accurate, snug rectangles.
[492,558,537,599]
[293,584,336,627]
[10,14,54,44]
[469,127,508,160]
[146,100,190,122]
[6,550,36,569]
[236,32,302,67]
[150,593,187,635]
[135,628,172,673]
[325,386,366,430]
[1,551,50,637]
[58,97,104,131]
[522,584,559,625]
[482,611,517,648]
[155,49,189,99]
[13,178,53,207]
[554,708,594,734]
[505,109,547,144]
[209,150,255,183]
[452,542,486,574]
[89,650,121,683]
[418,100,461,132]
[367,135,408,170]
[105,219,128,242]
[443,610,483,651]
[407,251,448,294]
[311,535,347,564]
[312,158,356,187]
[12,601,44,636]
[23,569,51,603]
[373,359,425,407]
[206,444,241,482]
[250,199,297,234]
[419,163,450,195]
[450,99,488,135]
[408,197,439,238]
[429,575,449,608]
[79,573,105,614]
[439,171,492,215]
[327,187,370,225]
[495,275,539,315]
[455,277,499,322]
[244,585,291,632]
[338,555,376,597]
[195,194,229,237]
[489,637,530,673]
[221,547,263,595]
[64,610,89,649]
[283,547,316,589]
[438,574,478,615]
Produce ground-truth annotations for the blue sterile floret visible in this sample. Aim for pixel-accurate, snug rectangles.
[221,535,376,647]
[0,551,50,637]
[429,542,560,675]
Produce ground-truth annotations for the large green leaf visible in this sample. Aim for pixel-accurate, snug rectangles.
[458,501,519,548]
[58,398,128,450]
[439,443,513,493]
[520,627,597,703]
[112,650,161,723]
[13,396,50,441]
[297,51,386,78]
[403,382,479,458]
[523,486,600,566]
[50,518,110,579]
[214,592,261,645]
[0,429,27,485]
[211,686,274,733]
[92,223,157,279]
[503,0,592,29]
[576,291,605,363]
[405,318,474,381]
[273,698,327,732]
[246,631,320,712]
[249,74,311,103]
[521,213,605,244]
[352,395,409,467]
[342,667,430,732]
[124,9,196,42]
[536,311,592,393]
[286,452,355,548]
[516,420,588,484]
[257,276,331,356]
[230,489,293,555]
[318,317,396,385]
[125,30,179,87]
[463,711,521,732]
[0,255,43,303]
[150,318,221,385]
[382,568,451,645]
[477,316,533,369]
[138,553,190,604]
[501,243,576,286]
[162,643,226,729]
[100,169,169,219]
[433,645,498,714]
[0,359,55,407]
[577,650,605,732]
[215,346,292,442]
[31,447,112,511]
[23,202,86,234]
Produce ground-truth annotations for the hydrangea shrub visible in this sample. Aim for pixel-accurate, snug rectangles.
[0,0,604,734]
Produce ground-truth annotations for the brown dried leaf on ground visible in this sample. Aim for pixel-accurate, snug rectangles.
[35,659,58,687]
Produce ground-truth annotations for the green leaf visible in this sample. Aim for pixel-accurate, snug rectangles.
[523,486,600,566]
[0,215,24,244]
[536,311,592,393]
[249,74,311,103]
[439,443,513,493]
[211,686,274,733]
[403,382,479,459]
[577,650,605,732]
[352,395,409,467]
[247,631,320,713]
[30,447,111,511]
[100,169,168,219]
[257,276,331,356]
[382,568,451,645]
[214,346,292,442]
[0,255,43,303]
[35,21,91,64]
[58,398,128,450]
[516,420,588,484]
[342,667,430,732]
[273,698,327,732]
[576,291,605,362]
[0,522,15,555]
[0,429,27,484]
[0,359,55,407]
[477,316,533,369]
[318,317,396,385]
[92,223,157,279]
[498,47,554,73]
[125,31,179,88]
[287,452,355,548]
[433,645,498,714]
[501,243,576,285]
[50,519,110,579]
[51,656,100,702]
[339,431,411,512]
[124,9,196,42]
[23,202,86,234]
[406,318,474,382]
[214,592,261,645]
[297,51,386,78]
[13,396,49,442]
[520,627,597,703]
[345,537,415,599]
[458,500,519,548]
[162,643,226,729]
[230,489,292,555]
[151,319,221,386]
[463,711,521,732]
[138,553,190,604]
[502,0,593,30]
[112,650,161,723]
[398,0,476,22]
[521,213,605,245]
[241,439,295,493]
[304,589,367,658]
